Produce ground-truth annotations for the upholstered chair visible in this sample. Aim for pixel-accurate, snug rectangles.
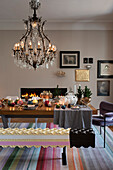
[92,101,113,147]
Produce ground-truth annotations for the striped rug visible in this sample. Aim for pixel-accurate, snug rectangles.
[0,123,113,170]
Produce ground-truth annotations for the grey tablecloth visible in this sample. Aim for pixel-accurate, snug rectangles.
[54,107,92,129]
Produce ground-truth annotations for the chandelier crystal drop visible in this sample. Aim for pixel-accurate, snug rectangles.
[12,0,56,70]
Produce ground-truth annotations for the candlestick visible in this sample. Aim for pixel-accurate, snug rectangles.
[74,85,76,94]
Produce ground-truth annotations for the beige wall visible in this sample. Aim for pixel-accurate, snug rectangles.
[0,30,113,108]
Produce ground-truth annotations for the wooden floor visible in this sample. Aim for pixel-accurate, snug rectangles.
[109,126,113,132]
[0,118,113,132]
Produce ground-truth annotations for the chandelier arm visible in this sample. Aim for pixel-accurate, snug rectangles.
[38,59,45,66]
[20,20,29,42]
[38,25,46,57]
[23,23,33,51]
[41,21,50,43]
[37,50,40,58]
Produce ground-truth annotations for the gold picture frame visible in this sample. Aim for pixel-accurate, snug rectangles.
[75,69,89,81]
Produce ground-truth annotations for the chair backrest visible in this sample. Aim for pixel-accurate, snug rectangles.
[100,101,113,115]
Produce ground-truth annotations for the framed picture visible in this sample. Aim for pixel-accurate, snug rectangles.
[97,80,110,96]
[97,60,113,78]
[75,69,89,82]
[60,51,80,68]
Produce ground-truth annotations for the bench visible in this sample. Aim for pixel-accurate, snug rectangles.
[70,128,95,148]
[0,128,70,165]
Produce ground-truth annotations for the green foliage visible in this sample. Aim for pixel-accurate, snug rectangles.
[76,86,83,98]
[53,85,61,97]
[83,86,92,98]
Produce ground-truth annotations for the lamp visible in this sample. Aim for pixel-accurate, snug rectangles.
[12,0,57,70]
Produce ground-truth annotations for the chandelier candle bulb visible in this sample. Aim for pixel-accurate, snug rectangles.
[48,101,52,107]
[29,41,32,49]
[32,21,37,28]
[38,41,40,49]
[21,41,24,49]
[49,43,52,51]
[17,43,20,50]
[14,44,18,50]
[52,45,55,51]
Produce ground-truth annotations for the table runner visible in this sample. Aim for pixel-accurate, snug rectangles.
[54,106,92,129]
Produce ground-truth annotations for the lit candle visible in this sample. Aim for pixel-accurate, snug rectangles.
[13,107,15,111]
[33,99,38,104]
[48,101,52,107]
[48,108,51,111]
[17,98,23,105]
[46,107,49,111]
[38,41,40,49]
[10,107,12,111]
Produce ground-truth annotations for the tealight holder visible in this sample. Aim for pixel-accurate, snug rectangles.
[61,105,66,109]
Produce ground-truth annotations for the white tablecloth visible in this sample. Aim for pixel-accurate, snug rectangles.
[54,106,92,129]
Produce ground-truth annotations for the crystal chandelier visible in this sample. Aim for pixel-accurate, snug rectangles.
[12,0,56,70]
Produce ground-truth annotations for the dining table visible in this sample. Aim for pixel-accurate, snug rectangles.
[0,104,97,128]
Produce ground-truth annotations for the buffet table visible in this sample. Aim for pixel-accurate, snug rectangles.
[0,106,54,128]
[0,104,97,128]
[54,106,92,129]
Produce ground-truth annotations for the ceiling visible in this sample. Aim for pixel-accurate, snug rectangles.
[0,0,113,30]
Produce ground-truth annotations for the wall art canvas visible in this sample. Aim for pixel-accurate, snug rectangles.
[60,51,80,68]
[97,60,113,78]
[75,69,89,81]
[97,80,110,96]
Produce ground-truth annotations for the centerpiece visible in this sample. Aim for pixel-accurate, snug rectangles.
[82,86,92,105]
[76,85,83,105]
[40,91,52,99]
